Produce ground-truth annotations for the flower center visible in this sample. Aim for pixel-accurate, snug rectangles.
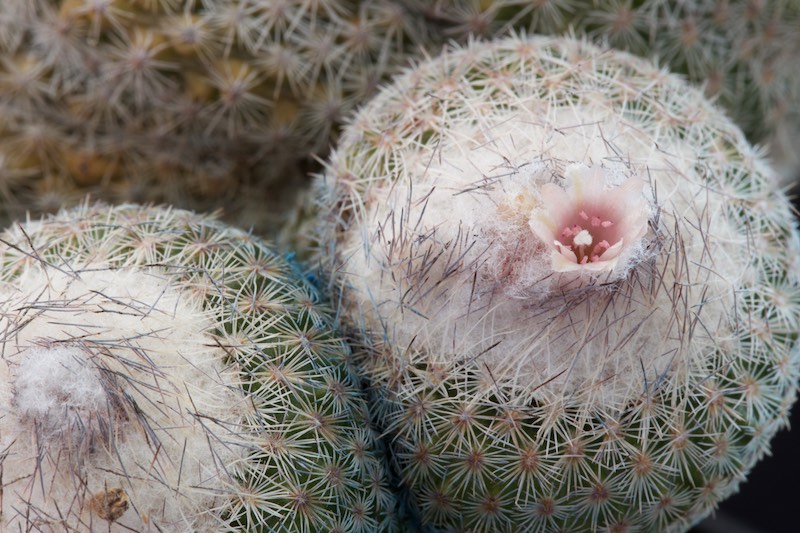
[557,209,617,264]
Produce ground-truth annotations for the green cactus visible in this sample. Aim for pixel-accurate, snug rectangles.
[0,202,397,532]
[312,35,800,532]
[0,0,427,231]
[402,0,800,182]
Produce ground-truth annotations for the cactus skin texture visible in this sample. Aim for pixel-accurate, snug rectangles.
[0,0,426,231]
[0,203,396,532]
[313,35,800,532]
[403,0,800,181]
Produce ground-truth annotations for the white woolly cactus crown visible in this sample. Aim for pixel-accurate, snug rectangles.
[0,203,396,532]
[325,35,764,411]
[315,35,800,531]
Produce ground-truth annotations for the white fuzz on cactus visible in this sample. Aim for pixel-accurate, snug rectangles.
[0,203,396,532]
[314,35,800,531]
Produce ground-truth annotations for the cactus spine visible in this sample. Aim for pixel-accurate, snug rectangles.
[0,203,396,532]
[403,0,800,181]
[313,35,800,531]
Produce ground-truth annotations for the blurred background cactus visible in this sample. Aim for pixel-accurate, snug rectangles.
[0,0,427,232]
[0,203,397,532]
[312,35,800,531]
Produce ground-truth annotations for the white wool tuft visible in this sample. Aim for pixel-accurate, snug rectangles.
[15,345,106,419]
[0,265,244,532]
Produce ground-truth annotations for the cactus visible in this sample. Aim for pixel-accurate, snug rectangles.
[313,35,800,532]
[0,0,427,231]
[401,0,800,182]
[0,203,397,532]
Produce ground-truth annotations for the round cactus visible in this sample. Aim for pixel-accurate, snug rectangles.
[402,0,800,182]
[313,35,800,531]
[0,0,426,230]
[0,203,397,532]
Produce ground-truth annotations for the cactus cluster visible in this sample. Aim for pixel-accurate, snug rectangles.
[313,35,800,531]
[403,0,800,181]
[1,3,799,530]
[0,0,426,230]
[0,203,396,532]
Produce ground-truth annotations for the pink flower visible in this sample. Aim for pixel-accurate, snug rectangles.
[529,164,649,274]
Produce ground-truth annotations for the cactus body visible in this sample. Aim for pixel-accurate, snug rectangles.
[403,0,800,181]
[0,1,426,230]
[0,203,396,532]
[314,35,800,532]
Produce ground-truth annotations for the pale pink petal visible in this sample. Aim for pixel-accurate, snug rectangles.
[582,257,621,272]
[552,251,583,272]
[529,213,557,244]
[539,183,573,222]
[597,239,624,261]
[565,164,606,203]
[554,241,577,262]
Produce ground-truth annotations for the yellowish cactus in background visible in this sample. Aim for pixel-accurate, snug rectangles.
[0,0,427,231]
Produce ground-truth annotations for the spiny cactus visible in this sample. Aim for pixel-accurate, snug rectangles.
[400,0,800,181]
[0,203,397,532]
[0,0,426,231]
[313,35,800,532]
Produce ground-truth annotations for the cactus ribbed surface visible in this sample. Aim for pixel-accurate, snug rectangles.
[313,35,800,532]
[0,0,425,230]
[0,203,396,532]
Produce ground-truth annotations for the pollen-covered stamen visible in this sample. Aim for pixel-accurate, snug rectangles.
[555,209,619,265]
[530,164,649,275]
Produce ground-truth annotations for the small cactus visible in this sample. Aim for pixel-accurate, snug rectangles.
[403,0,800,182]
[0,203,396,532]
[313,35,800,531]
[0,0,426,231]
